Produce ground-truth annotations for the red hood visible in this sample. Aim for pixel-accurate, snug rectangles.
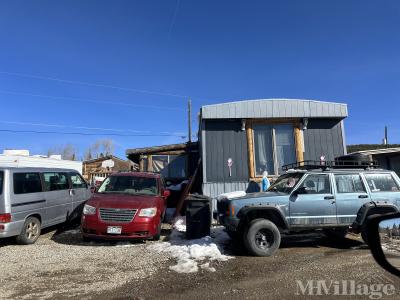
[87,193,160,209]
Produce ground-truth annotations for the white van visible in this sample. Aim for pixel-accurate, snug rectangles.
[0,167,91,244]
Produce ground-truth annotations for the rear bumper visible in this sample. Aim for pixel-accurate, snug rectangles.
[0,220,24,238]
[81,215,159,240]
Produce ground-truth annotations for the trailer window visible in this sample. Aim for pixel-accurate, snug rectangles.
[14,173,43,194]
[253,124,296,176]
[0,171,3,195]
[152,155,187,178]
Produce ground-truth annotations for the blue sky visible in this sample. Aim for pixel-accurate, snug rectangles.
[0,0,399,159]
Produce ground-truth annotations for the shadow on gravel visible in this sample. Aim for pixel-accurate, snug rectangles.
[0,223,73,248]
[50,223,172,247]
[226,233,368,256]
[280,233,367,250]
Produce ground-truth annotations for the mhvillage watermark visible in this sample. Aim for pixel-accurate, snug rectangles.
[296,275,398,299]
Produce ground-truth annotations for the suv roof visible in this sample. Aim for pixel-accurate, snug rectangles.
[282,160,380,172]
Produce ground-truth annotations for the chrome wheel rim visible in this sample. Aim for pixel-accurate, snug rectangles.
[25,222,39,240]
[255,229,273,250]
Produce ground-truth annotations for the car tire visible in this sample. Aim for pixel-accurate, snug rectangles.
[243,218,281,257]
[323,228,348,240]
[153,222,161,241]
[16,216,41,245]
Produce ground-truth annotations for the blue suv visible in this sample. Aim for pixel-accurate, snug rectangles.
[217,161,400,256]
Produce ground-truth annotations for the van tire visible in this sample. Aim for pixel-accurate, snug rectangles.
[16,216,41,245]
[243,218,281,257]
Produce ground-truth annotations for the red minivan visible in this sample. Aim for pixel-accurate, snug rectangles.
[81,172,170,241]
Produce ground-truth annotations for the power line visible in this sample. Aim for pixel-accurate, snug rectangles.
[0,121,185,136]
[0,128,186,138]
[0,71,188,99]
[0,90,185,111]
[0,71,187,99]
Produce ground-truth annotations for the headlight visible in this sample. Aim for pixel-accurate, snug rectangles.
[83,204,96,215]
[139,207,157,217]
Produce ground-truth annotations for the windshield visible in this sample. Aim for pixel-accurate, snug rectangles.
[97,175,158,196]
[268,173,304,194]
[0,171,3,195]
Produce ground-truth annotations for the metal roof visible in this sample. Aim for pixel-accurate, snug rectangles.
[349,147,400,156]
[201,99,348,119]
[126,142,198,156]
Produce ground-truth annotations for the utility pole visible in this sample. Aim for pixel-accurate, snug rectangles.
[383,126,388,146]
[188,98,192,143]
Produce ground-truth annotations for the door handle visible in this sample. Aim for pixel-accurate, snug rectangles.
[358,195,368,199]
[324,196,334,200]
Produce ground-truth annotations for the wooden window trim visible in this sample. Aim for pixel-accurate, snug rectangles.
[246,119,304,179]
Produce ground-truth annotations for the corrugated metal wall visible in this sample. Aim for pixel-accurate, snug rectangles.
[201,118,347,198]
[204,120,249,182]
[303,119,345,161]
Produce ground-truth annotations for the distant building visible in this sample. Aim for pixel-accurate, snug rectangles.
[126,142,199,182]
[83,155,137,184]
[340,147,400,175]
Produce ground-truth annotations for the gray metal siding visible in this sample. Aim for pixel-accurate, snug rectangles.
[303,119,345,161]
[202,99,348,120]
[204,120,248,182]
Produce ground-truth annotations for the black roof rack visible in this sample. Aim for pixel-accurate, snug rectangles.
[281,160,379,172]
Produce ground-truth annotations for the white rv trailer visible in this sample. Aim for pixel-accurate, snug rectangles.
[0,151,82,174]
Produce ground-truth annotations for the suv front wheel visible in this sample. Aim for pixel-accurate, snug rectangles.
[243,218,281,257]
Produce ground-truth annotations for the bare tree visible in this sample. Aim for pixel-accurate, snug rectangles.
[47,144,77,160]
[61,144,76,160]
[88,139,115,158]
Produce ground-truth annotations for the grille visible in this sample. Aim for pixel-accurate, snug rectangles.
[99,208,137,223]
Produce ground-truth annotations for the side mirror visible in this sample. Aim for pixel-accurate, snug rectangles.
[90,186,97,193]
[366,212,400,277]
[163,190,171,198]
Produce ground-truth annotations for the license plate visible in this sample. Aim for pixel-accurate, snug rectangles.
[107,226,122,234]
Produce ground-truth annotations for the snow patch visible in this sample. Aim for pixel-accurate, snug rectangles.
[172,216,186,232]
[149,218,232,274]
[216,191,246,200]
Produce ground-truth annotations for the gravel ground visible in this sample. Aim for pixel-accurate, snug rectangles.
[2,227,400,300]
[0,224,171,300]
[100,233,400,300]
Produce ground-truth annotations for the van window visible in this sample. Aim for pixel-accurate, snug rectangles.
[14,173,43,194]
[335,174,366,193]
[43,173,69,191]
[0,171,3,195]
[365,174,400,192]
[70,173,87,189]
